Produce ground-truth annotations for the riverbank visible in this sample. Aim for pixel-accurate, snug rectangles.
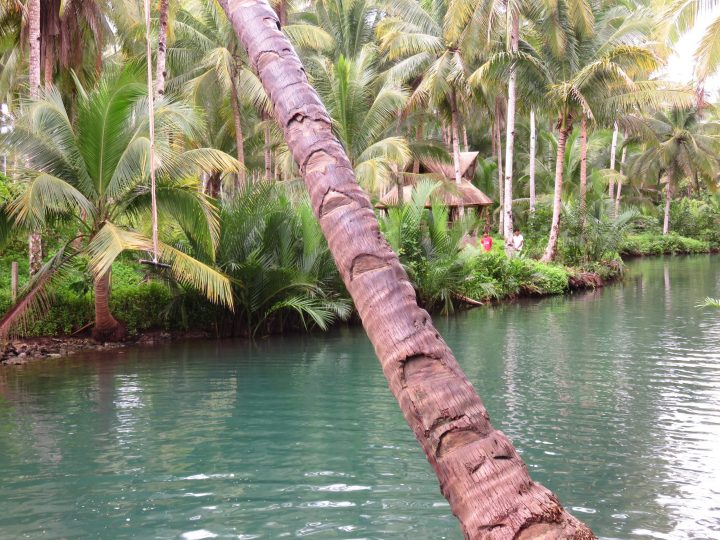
[1,231,714,365]
[1,257,623,365]
[0,330,212,365]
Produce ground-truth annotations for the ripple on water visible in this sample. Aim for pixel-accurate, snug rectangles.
[0,256,719,539]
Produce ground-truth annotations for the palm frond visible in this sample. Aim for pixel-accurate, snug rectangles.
[0,245,75,338]
[87,222,234,308]
[695,13,720,82]
[8,173,94,229]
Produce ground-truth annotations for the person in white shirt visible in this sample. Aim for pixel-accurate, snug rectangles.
[510,228,524,256]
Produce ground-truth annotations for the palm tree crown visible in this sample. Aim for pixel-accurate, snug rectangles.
[1,67,238,337]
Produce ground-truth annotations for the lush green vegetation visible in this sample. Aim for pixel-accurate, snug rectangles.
[1,0,719,339]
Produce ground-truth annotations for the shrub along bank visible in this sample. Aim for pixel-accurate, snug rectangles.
[0,184,715,339]
[620,233,711,256]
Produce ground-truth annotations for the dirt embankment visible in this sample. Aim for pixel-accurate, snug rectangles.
[1,330,210,365]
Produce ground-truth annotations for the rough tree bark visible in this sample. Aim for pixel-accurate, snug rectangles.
[218,1,594,538]
[28,0,42,276]
[529,109,536,213]
[503,9,519,241]
[44,38,53,88]
[542,116,572,262]
[91,272,124,342]
[156,0,169,97]
[28,0,41,96]
[579,116,588,222]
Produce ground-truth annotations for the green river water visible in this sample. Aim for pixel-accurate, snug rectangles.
[1,255,719,539]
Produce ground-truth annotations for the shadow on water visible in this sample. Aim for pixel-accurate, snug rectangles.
[0,255,719,539]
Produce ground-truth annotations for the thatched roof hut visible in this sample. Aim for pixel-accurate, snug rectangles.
[377,180,492,208]
[424,151,480,181]
[376,151,492,209]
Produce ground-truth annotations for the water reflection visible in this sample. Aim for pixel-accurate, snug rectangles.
[0,256,718,539]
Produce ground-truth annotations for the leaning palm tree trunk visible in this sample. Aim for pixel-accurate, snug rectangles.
[28,0,42,276]
[218,1,593,537]
[529,109,536,213]
[542,118,571,262]
[502,10,519,241]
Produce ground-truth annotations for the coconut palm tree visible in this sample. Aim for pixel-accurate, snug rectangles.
[628,106,720,234]
[283,0,380,60]
[0,68,237,341]
[376,0,487,214]
[496,1,689,261]
[2,0,111,275]
[28,0,42,275]
[307,45,411,193]
[167,0,271,186]
[217,0,593,536]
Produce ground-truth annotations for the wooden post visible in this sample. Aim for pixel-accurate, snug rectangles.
[10,261,18,302]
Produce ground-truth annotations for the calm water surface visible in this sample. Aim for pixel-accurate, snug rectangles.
[1,256,719,539]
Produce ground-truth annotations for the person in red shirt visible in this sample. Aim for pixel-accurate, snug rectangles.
[480,231,493,252]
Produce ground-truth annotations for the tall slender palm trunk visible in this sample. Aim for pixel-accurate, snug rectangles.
[495,104,504,234]
[28,0,42,276]
[449,89,464,216]
[579,116,588,222]
[609,121,618,199]
[28,0,40,96]
[143,0,160,261]
[663,179,672,235]
[412,120,423,174]
[529,109,536,213]
[503,10,519,241]
[44,39,53,88]
[542,117,572,262]
[156,0,170,97]
[218,1,593,537]
[91,272,124,342]
[614,142,627,215]
[230,74,247,186]
[263,112,272,181]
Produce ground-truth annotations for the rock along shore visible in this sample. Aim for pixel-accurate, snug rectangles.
[1,331,211,366]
